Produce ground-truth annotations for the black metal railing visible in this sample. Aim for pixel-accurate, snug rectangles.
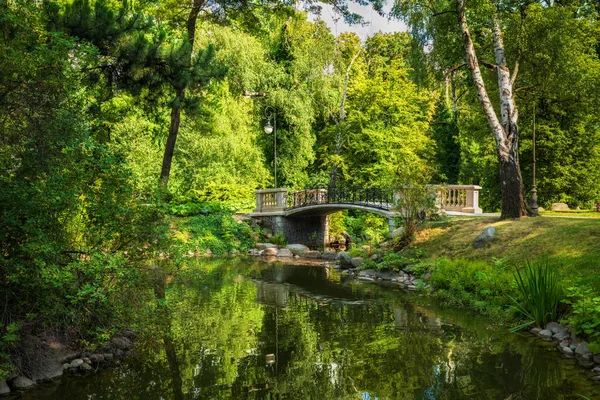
[286,186,394,211]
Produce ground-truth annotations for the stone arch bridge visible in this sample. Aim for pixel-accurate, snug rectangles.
[250,185,482,247]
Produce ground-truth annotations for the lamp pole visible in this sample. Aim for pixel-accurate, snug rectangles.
[264,106,277,188]
[530,100,539,214]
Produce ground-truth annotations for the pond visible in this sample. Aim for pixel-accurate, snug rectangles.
[18,258,600,399]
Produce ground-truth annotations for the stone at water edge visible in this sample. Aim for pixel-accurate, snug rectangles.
[263,247,278,256]
[80,363,93,372]
[546,322,561,333]
[62,363,70,370]
[285,244,309,256]
[531,327,542,335]
[336,252,353,269]
[321,251,337,260]
[575,342,592,357]
[276,248,293,258]
[562,347,574,356]
[12,376,35,389]
[0,380,9,395]
[69,359,84,368]
[537,330,553,341]
[350,257,363,268]
[304,250,321,259]
[473,226,496,249]
[255,243,278,251]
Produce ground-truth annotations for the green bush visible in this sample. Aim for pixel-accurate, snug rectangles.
[268,233,287,247]
[509,260,563,330]
[429,258,514,318]
[563,286,600,352]
[176,213,255,255]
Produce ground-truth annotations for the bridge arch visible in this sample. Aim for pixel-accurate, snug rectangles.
[250,186,482,247]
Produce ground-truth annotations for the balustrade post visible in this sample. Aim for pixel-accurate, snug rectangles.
[461,186,482,214]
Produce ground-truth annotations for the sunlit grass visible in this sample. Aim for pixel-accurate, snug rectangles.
[414,216,600,285]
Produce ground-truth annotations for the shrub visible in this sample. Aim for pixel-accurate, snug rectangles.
[176,213,255,255]
[268,233,287,247]
[509,260,563,330]
[562,286,600,352]
[429,258,514,318]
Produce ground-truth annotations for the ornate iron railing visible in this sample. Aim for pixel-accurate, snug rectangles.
[286,187,395,211]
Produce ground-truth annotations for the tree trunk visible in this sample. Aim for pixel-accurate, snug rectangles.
[456,0,528,218]
[159,0,203,186]
[160,88,185,184]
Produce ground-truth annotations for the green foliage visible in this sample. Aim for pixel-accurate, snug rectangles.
[509,261,564,330]
[429,259,515,319]
[563,286,600,352]
[268,233,288,247]
[344,211,388,245]
[175,213,255,256]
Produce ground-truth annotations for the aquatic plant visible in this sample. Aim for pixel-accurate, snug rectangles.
[509,260,563,331]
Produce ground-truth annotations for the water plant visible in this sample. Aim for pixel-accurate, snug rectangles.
[509,260,563,331]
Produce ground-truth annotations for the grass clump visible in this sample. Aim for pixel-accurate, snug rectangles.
[428,258,514,319]
[509,260,563,331]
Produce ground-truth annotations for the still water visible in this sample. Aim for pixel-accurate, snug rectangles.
[21,259,600,399]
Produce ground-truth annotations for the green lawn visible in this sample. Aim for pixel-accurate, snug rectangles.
[415,216,600,286]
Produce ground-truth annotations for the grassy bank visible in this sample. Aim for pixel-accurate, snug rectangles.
[354,216,600,348]
[415,217,600,284]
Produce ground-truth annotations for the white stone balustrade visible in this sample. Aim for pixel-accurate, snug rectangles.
[254,185,483,215]
[254,188,289,214]
[437,185,482,214]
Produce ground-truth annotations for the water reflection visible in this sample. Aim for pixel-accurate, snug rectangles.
[21,259,600,400]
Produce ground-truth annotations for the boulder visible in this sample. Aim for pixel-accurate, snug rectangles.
[531,327,542,335]
[537,330,553,341]
[263,247,278,256]
[276,248,292,258]
[473,226,496,249]
[594,354,600,365]
[69,359,84,369]
[575,342,592,357]
[0,380,9,395]
[357,269,376,281]
[351,257,363,269]
[390,227,405,239]
[550,203,569,211]
[62,363,70,370]
[304,251,321,259]
[80,363,93,371]
[110,336,133,350]
[255,243,278,250]
[285,244,309,256]
[562,346,574,356]
[578,353,596,369]
[546,322,560,333]
[337,252,353,269]
[89,354,104,363]
[11,376,35,390]
[321,251,337,260]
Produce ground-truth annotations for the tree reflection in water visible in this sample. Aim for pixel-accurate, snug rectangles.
[22,259,600,400]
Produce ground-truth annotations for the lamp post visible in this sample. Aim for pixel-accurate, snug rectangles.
[530,100,539,214]
[264,106,277,188]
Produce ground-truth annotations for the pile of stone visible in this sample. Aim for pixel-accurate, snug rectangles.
[247,243,337,260]
[532,322,600,377]
[0,330,135,395]
[334,251,429,291]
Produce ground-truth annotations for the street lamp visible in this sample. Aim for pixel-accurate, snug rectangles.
[530,100,539,214]
[264,106,277,188]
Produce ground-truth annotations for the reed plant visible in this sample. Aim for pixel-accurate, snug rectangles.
[509,260,563,331]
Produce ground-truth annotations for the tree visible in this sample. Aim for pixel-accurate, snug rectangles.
[392,0,532,217]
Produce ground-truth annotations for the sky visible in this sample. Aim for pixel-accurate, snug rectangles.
[308,2,407,40]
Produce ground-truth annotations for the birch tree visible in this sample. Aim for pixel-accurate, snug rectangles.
[392,0,532,218]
